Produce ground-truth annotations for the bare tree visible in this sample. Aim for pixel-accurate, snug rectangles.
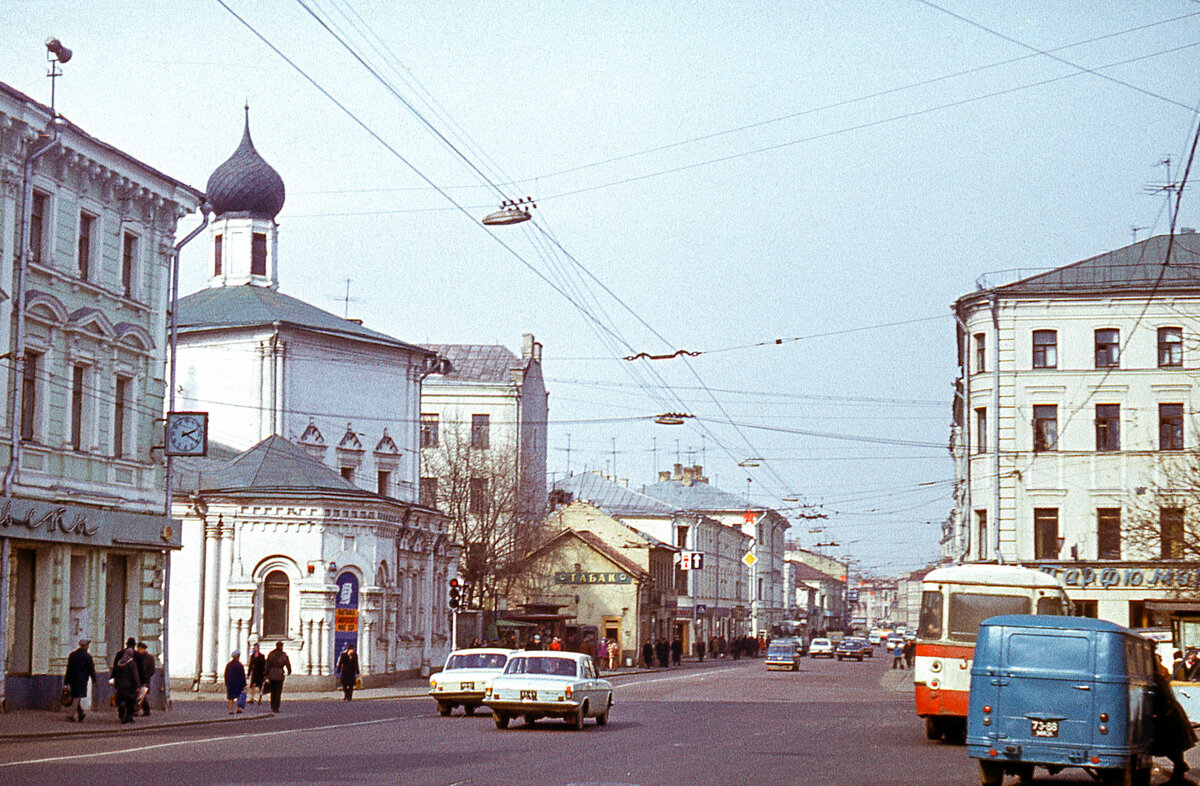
[422,420,543,613]
[1123,451,1200,563]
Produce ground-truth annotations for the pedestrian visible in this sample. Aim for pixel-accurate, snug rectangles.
[1175,648,1200,682]
[135,641,155,716]
[528,634,542,650]
[671,639,682,666]
[549,636,563,652]
[656,637,670,668]
[1153,660,1197,779]
[247,643,267,704]
[892,641,905,670]
[111,638,141,724]
[696,639,706,662]
[336,644,360,701]
[607,638,619,670]
[642,640,654,668]
[224,650,247,714]
[265,641,292,713]
[63,638,96,723]
[596,637,609,671]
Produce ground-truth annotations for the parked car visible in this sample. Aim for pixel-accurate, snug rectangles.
[484,651,613,730]
[836,638,869,661]
[885,635,904,652]
[766,641,803,671]
[429,648,516,716]
[809,638,835,658]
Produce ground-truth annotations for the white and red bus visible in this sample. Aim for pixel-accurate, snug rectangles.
[914,564,1069,741]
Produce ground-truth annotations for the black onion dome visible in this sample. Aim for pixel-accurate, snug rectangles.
[205,109,286,220]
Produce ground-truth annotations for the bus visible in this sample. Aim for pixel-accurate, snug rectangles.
[914,564,1069,741]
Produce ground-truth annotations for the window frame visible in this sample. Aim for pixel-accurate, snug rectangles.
[975,407,987,454]
[470,413,490,450]
[1159,327,1183,367]
[976,509,987,561]
[121,231,138,300]
[1033,405,1058,452]
[1160,403,1184,451]
[251,232,267,276]
[70,364,87,452]
[420,413,439,448]
[1097,508,1121,560]
[214,233,223,277]
[77,210,96,282]
[469,476,489,517]
[1161,507,1185,560]
[973,333,986,374]
[113,375,129,458]
[1032,329,1057,369]
[262,570,290,638]
[1034,508,1060,559]
[29,190,48,264]
[1095,328,1120,368]
[1095,403,1120,452]
[419,476,438,508]
[20,352,39,442]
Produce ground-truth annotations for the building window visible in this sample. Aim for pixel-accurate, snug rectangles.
[419,477,437,508]
[29,191,47,263]
[1072,600,1099,618]
[20,353,38,442]
[1095,329,1119,368]
[377,470,391,496]
[975,407,986,454]
[973,333,986,374]
[1097,508,1121,560]
[676,525,689,549]
[262,570,289,637]
[1160,403,1184,451]
[420,413,439,448]
[1161,507,1185,559]
[1032,330,1057,369]
[78,212,95,281]
[251,232,267,276]
[1033,405,1058,452]
[976,509,987,560]
[1034,508,1060,559]
[113,376,129,458]
[470,414,490,449]
[214,234,223,276]
[1159,327,1183,367]
[71,365,87,451]
[1095,404,1119,452]
[340,466,354,482]
[469,477,488,517]
[121,232,137,299]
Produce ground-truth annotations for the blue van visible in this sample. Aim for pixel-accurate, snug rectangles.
[966,615,1157,786]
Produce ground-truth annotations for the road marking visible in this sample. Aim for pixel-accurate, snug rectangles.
[616,666,742,688]
[0,715,404,768]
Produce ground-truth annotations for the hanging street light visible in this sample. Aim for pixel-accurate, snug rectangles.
[482,196,536,226]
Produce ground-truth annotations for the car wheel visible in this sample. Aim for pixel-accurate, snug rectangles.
[523,714,537,725]
[979,761,1003,786]
[570,702,587,730]
[595,696,611,726]
[437,702,451,717]
[463,704,476,717]
[493,712,509,730]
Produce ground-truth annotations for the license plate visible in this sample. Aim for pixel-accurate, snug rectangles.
[460,682,474,691]
[1030,719,1059,738]
[520,689,537,701]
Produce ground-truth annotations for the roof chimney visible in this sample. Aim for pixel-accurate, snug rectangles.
[658,471,671,482]
[673,463,683,480]
[692,465,707,484]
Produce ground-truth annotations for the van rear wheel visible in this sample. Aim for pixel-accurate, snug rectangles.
[1100,763,1135,786]
[978,761,1003,786]
[924,718,940,740]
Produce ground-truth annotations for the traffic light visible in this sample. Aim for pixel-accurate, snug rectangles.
[448,577,461,610]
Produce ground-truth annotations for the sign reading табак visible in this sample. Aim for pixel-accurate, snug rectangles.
[554,570,632,585]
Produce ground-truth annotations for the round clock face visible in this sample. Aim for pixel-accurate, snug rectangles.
[167,414,206,455]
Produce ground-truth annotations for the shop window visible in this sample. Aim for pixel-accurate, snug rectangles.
[1071,600,1099,618]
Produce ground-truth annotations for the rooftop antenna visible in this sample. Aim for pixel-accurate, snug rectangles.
[1145,157,1179,223]
[45,38,72,114]
[331,277,359,318]
[1130,225,1149,244]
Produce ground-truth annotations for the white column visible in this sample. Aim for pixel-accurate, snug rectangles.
[317,618,330,675]
[200,521,220,682]
[421,546,434,676]
[361,619,372,675]
[215,521,234,668]
[304,618,315,675]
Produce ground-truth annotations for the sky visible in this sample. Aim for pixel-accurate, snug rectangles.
[7,1,1200,576]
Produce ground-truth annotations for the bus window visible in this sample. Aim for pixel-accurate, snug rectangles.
[1036,595,1066,615]
[918,591,943,639]
[948,593,1031,642]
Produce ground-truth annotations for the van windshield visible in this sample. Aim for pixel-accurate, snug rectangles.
[947,592,1030,642]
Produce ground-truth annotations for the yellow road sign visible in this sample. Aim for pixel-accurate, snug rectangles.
[742,551,757,567]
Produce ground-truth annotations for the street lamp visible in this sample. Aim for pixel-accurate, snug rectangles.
[482,197,535,226]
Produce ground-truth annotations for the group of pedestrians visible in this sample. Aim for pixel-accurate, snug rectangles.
[224,641,293,712]
[891,638,916,669]
[63,636,155,724]
[640,638,683,668]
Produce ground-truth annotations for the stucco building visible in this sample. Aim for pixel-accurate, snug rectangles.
[0,81,201,709]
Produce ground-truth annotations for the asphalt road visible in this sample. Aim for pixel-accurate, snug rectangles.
[0,655,1190,785]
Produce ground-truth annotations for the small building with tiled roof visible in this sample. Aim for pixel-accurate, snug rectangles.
[167,436,456,690]
[952,232,1200,631]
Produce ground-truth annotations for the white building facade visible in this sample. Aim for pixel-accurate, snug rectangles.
[0,81,200,709]
[952,233,1200,633]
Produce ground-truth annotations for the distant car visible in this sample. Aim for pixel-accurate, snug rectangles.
[836,638,869,661]
[867,630,884,645]
[766,641,803,671]
[484,651,613,730]
[886,635,904,652]
[429,648,516,716]
[809,638,835,658]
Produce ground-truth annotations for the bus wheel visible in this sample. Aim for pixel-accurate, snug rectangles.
[924,718,940,740]
[979,761,1003,786]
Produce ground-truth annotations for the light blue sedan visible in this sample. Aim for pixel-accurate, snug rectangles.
[484,651,613,730]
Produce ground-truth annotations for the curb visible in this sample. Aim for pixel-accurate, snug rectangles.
[0,709,272,742]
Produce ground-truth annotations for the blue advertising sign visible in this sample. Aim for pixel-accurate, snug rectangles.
[333,572,359,669]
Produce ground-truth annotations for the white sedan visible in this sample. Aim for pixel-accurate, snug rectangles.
[484,651,613,730]
[809,638,835,658]
[429,648,517,716]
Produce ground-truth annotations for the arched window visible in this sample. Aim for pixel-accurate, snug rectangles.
[263,570,289,638]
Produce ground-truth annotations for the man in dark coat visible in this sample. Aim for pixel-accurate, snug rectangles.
[247,643,267,704]
[656,638,670,668]
[671,639,682,665]
[265,641,292,713]
[642,640,654,668]
[63,639,96,722]
[336,644,360,701]
[111,639,141,724]
[135,642,155,716]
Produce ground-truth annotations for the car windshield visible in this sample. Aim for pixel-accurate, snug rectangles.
[504,657,579,677]
[446,652,508,670]
[812,639,830,646]
[768,644,793,654]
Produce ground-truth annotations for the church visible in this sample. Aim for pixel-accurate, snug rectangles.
[166,111,457,688]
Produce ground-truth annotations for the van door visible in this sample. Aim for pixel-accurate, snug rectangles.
[997,629,1093,748]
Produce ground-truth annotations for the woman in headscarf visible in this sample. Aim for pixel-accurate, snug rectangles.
[224,650,247,714]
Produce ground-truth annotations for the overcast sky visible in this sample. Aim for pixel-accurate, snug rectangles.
[7,1,1200,575]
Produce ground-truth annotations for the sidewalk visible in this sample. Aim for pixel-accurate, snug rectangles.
[0,656,724,740]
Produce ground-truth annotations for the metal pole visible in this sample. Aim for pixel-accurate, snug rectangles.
[0,537,9,713]
[990,294,1003,564]
[161,208,209,711]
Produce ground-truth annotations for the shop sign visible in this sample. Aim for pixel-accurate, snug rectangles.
[0,497,180,549]
[554,570,631,584]
[1036,564,1200,589]
[0,499,98,536]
